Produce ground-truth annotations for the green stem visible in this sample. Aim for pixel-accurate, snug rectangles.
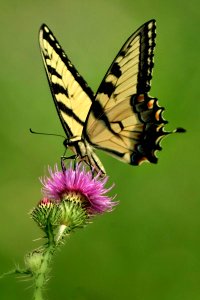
[33,244,55,300]
[34,285,43,300]
[33,223,56,300]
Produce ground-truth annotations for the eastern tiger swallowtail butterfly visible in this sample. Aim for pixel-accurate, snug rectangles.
[39,20,185,175]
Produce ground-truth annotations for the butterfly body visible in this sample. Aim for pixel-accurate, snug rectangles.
[63,137,106,174]
[39,20,184,174]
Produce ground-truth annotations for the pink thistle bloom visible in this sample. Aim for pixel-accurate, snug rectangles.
[41,164,117,215]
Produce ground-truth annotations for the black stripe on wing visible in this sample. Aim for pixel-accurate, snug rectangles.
[57,101,85,126]
[40,24,94,138]
[95,19,156,105]
[137,20,156,93]
[40,24,94,100]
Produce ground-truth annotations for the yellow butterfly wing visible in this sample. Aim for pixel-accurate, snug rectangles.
[85,19,167,165]
[39,24,94,140]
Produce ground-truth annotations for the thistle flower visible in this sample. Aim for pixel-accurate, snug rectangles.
[31,163,117,243]
[5,163,117,300]
[41,163,116,214]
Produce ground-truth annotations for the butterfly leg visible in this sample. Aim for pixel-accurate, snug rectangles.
[61,155,78,172]
[77,155,96,177]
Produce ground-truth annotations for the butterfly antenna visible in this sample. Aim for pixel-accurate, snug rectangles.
[30,128,65,139]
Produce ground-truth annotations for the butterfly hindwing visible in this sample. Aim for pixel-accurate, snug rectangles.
[85,19,167,165]
[39,24,94,139]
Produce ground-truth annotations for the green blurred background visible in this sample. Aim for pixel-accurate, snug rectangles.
[0,0,199,299]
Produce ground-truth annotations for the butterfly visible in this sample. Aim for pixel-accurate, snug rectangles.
[39,19,185,175]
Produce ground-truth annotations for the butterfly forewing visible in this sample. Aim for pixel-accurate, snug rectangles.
[85,20,167,165]
[39,24,94,139]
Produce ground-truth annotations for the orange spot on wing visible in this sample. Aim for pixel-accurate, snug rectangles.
[147,99,154,109]
[155,109,162,121]
[137,94,145,102]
